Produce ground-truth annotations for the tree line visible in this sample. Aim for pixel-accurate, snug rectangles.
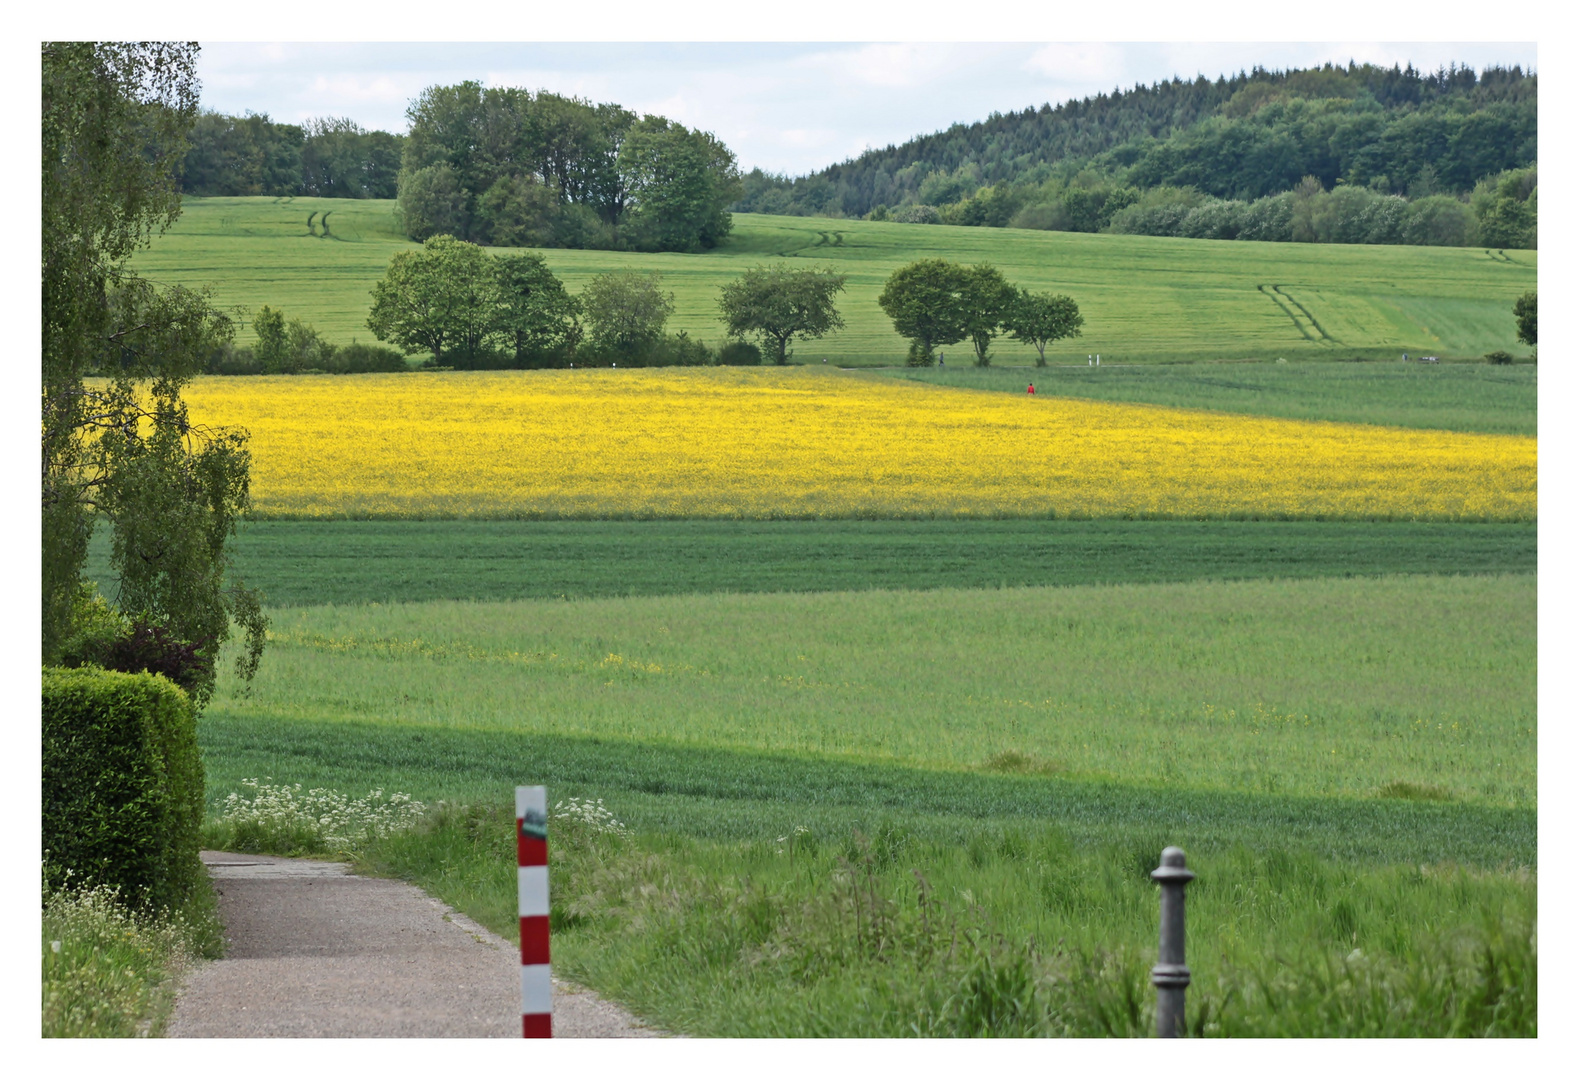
[396,83,742,254]
[354,236,839,369]
[735,61,1537,249]
[348,237,1078,371]
[180,111,404,198]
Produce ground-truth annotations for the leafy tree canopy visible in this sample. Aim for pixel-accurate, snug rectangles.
[958,264,1018,366]
[877,259,974,365]
[579,271,675,357]
[366,234,499,362]
[396,85,739,254]
[717,265,847,364]
[1004,291,1084,366]
[43,41,265,695]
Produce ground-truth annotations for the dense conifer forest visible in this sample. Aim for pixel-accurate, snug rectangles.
[735,62,1537,248]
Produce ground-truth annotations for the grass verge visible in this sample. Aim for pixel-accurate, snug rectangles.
[350,798,1534,1037]
[41,876,224,1038]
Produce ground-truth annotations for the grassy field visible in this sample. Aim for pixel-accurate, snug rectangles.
[214,573,1533,809]
[131,195,1537,1036]
[133,197,1537,364]
[881,362,1538,436]
[196,570,1535,1037]
[87,519,1536,606]
[175,368,1535,521]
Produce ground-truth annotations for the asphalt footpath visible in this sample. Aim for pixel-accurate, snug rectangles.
[167,851,666,1038]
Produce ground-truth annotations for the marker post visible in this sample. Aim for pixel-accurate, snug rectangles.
[517,785,552,1038]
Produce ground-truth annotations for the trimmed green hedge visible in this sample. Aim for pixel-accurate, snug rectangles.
[42,667,205,911]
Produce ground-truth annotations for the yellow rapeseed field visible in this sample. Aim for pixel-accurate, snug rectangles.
[180,368,1535,520]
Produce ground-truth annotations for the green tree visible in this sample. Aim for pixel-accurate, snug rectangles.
[494,253,580,365]
[43,41,266,689]
[1004,290,1084,366]
[580,271,674,359]
[366,234,498,363]
[396,163,469,242]
[717,265,847,365]
[1514,291,1536,347]
[959,264,1018,366]
[877,259,972,366]
[618,116,742,252]
[253,304,289,373]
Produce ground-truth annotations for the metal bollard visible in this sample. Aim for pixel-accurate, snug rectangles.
[1150,846,1195,1038]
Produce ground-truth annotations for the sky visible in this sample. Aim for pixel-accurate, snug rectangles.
[194,42,1538,178]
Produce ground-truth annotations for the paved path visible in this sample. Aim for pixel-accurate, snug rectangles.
[168,851,665,1038]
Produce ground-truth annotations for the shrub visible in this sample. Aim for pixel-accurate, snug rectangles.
[42,667,205,911]
[426,346,515,370]
[1485,350,1515,366]
[57,583,126,670]
[205,343,262,376]
[102,618,211,698]
[327,340,409,374]
[648,332,714,367]
[717,341,763,366]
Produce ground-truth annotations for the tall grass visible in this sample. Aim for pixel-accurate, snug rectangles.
[355,801,1535,1037]
[41,877,223,1038]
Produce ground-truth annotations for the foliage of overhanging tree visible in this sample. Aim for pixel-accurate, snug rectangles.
[396,82,741,253]
[717,266,847,364]
[43,41,265,702]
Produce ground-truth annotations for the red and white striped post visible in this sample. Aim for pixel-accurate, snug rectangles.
[516,785,552,1038]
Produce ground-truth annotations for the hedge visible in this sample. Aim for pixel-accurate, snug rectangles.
[42,667,205,911]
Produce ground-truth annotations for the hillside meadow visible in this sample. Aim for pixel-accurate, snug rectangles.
[132,197,1537,364]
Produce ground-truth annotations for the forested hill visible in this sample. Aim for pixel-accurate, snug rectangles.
[736,62,1536,224]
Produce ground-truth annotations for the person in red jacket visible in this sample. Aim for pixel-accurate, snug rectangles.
[1027,383,1036,395]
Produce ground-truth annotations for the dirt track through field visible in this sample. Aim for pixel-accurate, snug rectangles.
[168,851,666,1038]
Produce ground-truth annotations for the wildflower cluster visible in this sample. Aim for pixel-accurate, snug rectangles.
[42,878,197,1038]
[552,797,630,838]
[218,777,426,851]
[182,368,1536,522]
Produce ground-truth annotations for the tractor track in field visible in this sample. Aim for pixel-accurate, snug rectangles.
[167,851,670,1038]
